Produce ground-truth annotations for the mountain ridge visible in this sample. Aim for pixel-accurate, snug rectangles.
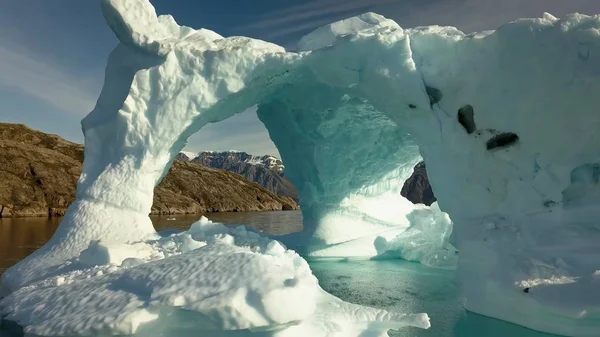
[179,150,300,201]
[179,151,435,206]
[0,123,298,217]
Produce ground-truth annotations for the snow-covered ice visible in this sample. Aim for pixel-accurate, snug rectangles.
[2,0,600,335]
[0,217,429,336]
[373,202,458,269]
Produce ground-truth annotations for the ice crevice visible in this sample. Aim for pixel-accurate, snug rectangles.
[1,1,600,336]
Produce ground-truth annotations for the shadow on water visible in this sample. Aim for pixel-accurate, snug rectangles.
[0,213,559,337]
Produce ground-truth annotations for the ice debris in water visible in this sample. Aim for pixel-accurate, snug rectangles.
[374,202,458,269]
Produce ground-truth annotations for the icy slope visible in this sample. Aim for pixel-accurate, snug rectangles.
[2,0,600,335]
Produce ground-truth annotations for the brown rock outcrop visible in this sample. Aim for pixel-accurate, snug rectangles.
[0,123,298,217]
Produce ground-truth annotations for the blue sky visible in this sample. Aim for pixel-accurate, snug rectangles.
[1,0,599,156]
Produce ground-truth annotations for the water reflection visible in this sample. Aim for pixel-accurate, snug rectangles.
[152,211,302,235]
[0,217,62,276]
[0,211,302,275]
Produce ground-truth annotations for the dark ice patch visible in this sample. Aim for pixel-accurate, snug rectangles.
[457,105,476,134]
[486,132,519,150]
[425,86,443,105]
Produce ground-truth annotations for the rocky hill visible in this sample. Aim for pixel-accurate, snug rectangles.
[0,123,298,217]
[180,151,299,201]
[180,151,436,207]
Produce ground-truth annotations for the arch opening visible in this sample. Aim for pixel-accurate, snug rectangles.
[259,85,428,252]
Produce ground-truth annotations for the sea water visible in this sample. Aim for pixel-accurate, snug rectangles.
[311,258,558,337]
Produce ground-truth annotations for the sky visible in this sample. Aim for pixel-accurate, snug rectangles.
[1,0,599,157]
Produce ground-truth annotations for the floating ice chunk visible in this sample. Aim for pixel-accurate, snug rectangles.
[189,216,229,238]
[264,241,286,256]
[78,240,154,267]
[178,233,207,252]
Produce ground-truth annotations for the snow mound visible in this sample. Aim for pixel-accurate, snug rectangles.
[78,240,157,267]
[0,217,429,336]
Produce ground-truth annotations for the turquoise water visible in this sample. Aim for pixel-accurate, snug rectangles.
[1,212,559,336]
[310,259,558,337]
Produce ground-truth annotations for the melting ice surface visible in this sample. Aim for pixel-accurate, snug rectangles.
[2,0,600,335]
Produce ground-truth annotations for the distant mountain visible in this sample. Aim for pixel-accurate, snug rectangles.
[180,151,299,201]
[177,151,199,162]
[180,151,436,206]
[0,123,297,217]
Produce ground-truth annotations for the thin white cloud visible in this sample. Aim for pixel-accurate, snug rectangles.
[0,42,99,116]
[241,0,396,30]
[236,0,399,42]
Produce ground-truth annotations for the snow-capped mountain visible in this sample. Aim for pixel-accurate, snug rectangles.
[245,155,285,174]
[178,151,298,201]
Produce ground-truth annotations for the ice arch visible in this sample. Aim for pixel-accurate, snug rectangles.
[3,0,600,335]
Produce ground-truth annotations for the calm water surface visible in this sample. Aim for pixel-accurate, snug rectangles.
[0,211,302,275]
[0,211,556,337]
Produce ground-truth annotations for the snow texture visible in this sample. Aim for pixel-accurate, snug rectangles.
[1,217,429,336]
[2,0,600,335]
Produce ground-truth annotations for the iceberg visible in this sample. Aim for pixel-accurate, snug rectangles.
[1,0,600,335]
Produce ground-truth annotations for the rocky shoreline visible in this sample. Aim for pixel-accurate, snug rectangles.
[0,123,298,218]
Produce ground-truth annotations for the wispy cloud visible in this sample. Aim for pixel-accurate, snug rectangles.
[236,0,396,42]
[0,40,99,116]
[241,0,395,30]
